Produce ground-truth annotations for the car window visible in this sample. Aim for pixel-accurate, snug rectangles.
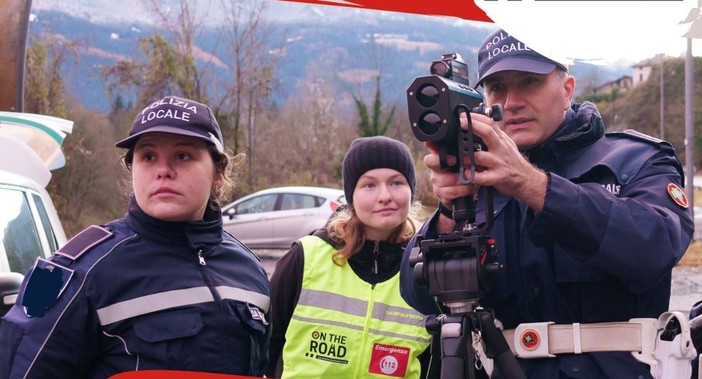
[32,193,59,252]
[0,188,43,275]
[235,194,278,214]
[304,195,323,208]
[280,194,321,210]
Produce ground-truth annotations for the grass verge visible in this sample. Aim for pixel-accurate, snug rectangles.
[680,241,702,267]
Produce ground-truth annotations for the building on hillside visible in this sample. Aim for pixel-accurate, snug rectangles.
[587,55,664,98]
[632,56,664,87]
[593,76,633,95]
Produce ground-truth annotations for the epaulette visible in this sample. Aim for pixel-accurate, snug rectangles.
[53,225,114,261]
[608,129,666,146]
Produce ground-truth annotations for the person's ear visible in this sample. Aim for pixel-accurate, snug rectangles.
[212,173,224,193]
[563,75,575,109]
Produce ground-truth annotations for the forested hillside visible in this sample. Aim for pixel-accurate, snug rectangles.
[587,57,702,167]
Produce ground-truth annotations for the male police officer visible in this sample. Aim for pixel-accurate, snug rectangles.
[401,28,694,378]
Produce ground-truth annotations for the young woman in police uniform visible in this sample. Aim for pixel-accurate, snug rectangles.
[0,95,271,378]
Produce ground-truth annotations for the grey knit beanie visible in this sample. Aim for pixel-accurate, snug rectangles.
[342,136,416,204]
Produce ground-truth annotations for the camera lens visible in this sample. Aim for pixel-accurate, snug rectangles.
[417,84,440,108]
[430,61,450,77]
[418,112,442,136]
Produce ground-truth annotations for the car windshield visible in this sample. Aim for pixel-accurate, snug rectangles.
[0,187,45,275]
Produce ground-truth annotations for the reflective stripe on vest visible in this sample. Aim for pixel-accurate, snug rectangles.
[281,235,430,378]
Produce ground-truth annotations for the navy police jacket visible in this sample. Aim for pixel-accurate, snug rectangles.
[0,196,271,379]
[400,102,694,379]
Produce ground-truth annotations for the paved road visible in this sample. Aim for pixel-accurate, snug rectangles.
[258,250,702,314]
[671,265,702,313]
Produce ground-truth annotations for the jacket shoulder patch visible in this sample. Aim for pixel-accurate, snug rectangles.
[21,258,74,317]
[54,225,114,261]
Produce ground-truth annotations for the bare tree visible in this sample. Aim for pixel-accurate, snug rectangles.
[24,35,125,236]
[101,1,214,107]
[255,65,352,189]
[50,104,124,236]
[101,0,282,192]
[348,34,397,137]
[218,0,282,189]
[24,35,78,117]
[142,0,214,101]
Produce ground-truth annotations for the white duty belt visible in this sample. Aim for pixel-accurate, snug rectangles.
[501,318,658,362]
[496,313,696,379]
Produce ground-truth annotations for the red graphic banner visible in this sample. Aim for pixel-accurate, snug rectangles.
[278,0,493,22]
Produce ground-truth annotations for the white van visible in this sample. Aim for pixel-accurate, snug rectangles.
[0,111,73,315]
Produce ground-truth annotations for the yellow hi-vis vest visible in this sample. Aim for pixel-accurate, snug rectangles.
[281,235,431,378]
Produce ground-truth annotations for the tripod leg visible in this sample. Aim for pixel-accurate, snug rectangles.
[438,315,475,379]
[477,311,527,379]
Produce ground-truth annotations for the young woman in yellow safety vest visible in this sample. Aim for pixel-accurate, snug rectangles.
[266,136,435,379]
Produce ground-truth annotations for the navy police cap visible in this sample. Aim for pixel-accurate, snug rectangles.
[476,29,568,87]
[116,95,224,153]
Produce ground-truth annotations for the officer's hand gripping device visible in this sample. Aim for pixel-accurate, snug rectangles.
[406,53,526,379]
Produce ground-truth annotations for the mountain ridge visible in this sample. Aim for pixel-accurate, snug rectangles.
[27,1,631,113]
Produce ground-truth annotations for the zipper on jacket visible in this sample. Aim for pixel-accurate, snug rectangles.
[196,248,223,305]
[197,249,206,266]
[372,240,379,276]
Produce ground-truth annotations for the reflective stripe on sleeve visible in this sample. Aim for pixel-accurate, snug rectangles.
[97,286,270,326]
[215,285,270,312]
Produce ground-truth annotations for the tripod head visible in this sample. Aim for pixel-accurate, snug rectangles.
[406,52,503,314]
[408,189,501,314]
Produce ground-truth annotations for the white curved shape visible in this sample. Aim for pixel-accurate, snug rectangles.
[0,133,51,187]
[0,111,74,171]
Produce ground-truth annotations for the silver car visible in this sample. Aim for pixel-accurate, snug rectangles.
[222,186,346,249]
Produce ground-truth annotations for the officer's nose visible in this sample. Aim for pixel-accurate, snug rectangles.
[156,160,175,179]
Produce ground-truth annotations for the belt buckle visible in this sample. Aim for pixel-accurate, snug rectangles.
[514,322,555,359]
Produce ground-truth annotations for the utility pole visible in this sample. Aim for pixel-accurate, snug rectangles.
[659,54,665,140]
[685,39,694,205]
[681,2,702,211]
[0,0,33,112]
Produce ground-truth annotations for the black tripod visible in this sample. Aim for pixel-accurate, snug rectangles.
[409,190,526,379]
[426,309,523,379]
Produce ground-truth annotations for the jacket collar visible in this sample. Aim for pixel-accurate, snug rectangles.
[526,101,605,164]
[124,195,223,249]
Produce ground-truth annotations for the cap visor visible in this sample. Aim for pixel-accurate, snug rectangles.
[478,58,557,86]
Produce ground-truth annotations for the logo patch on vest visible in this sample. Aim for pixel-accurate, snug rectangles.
[667,183,689,209]
[304,330,349,364]
[601,183,621,196]
[248,303,268,325]
[520,329,541,351]
[21,258,74,318]
[368,343,410,377]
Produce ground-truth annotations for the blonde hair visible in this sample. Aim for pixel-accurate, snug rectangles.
[327,201,423,265]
